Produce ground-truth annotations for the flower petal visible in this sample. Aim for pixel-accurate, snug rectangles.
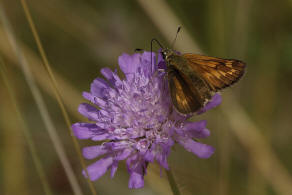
[72,122,110,141]
[78,103,101,121]
[183,120,206,131]
[126,154,146,188]
[144,150,155,162]
[156,153,169,170]
[177,137,214,159]
[82,92,107,107]
[155,141,172,169]
[140,51,156,75]
[82,92,95,104]
[90,78,109,98]
[91,133,111,141]
[83,157,113,181]
[182,120,210,138]
[110,161,118,178]
[115,148,132,161]
[72,123,99,139]
[157,50,164,63]
[82,145,109,159]
[128,171,144,189]
[101,68,115,83]
[197,93,222,115]
[101,67,123,87]
[118,53,141,79]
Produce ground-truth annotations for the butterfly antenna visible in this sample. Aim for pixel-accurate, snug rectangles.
[135,48,144,52]
[150,38,164,73]
[171,26,181,49]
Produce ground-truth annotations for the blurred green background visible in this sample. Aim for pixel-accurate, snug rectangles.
[1,0,292,194]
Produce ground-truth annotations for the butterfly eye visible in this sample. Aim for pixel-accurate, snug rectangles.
[161,52,167,60]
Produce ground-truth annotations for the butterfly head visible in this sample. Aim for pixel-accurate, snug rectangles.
[161,48,175,61]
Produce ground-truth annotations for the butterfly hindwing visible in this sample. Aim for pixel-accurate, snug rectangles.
[167,66,204,114]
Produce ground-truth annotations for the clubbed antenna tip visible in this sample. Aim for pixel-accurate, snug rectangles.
[171,26,182,48]
[177,26,181,33]
[135,48,144,52]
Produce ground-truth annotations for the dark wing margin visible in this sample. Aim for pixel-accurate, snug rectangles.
[167,67,203,114]
[182,53,246,91]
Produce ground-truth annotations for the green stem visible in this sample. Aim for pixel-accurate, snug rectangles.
[166,169,181,195]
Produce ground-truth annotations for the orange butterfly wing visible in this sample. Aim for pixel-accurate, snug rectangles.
[182,53,246,91]
[168,66,203,114]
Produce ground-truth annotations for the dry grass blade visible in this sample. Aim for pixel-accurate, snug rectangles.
[0,3,84,195]
[221,92,292,195]
[0,56,52,195]
[147,164,173,194]
[19,0,97,194]
[166,169,181,195]
[1,98,28,195]
[0,26,83,119]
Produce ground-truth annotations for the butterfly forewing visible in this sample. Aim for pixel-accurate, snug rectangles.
[182,54,246,91]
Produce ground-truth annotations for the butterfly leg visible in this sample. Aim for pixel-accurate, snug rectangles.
[157,69,165,73]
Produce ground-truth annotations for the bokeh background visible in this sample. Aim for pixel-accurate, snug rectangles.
[1,0,292,195]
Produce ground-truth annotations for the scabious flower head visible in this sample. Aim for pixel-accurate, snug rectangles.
[72,51,221,188]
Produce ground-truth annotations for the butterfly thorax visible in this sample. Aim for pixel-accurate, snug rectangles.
[161,49,186,71]
[161,49,191,73]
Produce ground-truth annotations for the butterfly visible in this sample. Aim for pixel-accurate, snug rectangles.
[160,48,246,115]
[138,27,246,115]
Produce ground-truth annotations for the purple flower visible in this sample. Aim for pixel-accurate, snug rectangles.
[72,51,221,189]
